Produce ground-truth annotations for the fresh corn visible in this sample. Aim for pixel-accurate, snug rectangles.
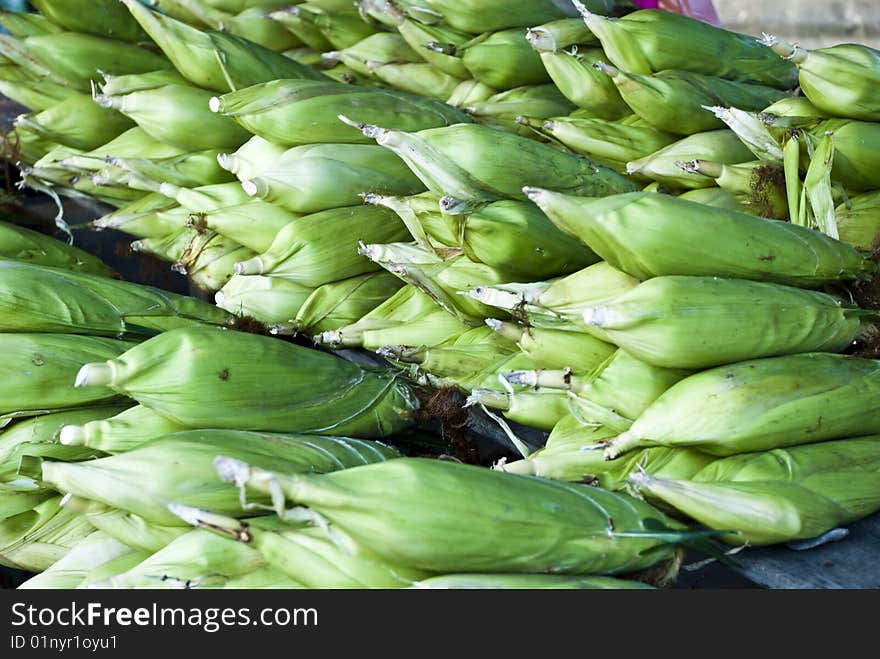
[486,320,616,372]
[465,85,576,134]
[215,274,314,325]
[607,353,880,459]
[242,143,424,214]
[597,63,787,136]
[75,327,419,436]
[582,276,870,369]
[234,205,409,287]
[217,136,287,182]
[677,159,788,219]
[538,48,630,119]
[578,7,797,89]
[526,189,874,286]
[350,119,638,204]
[835,190,880,250]
[14,94,134,152]
[58,405,188,454]
[30,0,148,41]
[211,79,471,147]
[0,222,113,276]
[216,456,689,575]
[25,429,401,526]
[526,17,599,53]
[466,388,571,431]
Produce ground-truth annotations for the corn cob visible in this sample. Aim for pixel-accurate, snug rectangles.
[764,36,880,121]
[395,17,472,79]
[217,136,287,182]
[626,129,757,189]
[314,284,469,349]
[13,94,133,153]
[0,10,62,37]
[371,62,466,102]
[58,405,187,455]
[0,334,132,419]
[0,68,79,113]
[234,205,409,287]
[538,48,630,119]
[268,6,333,52]
[578,7,797,89]
[528,114,676,173]
[446,79,498,107]
[101,205,192,240]
[486,320,616,372]
[0,405,128,480]
[95,84,251,152]
[215,274,313,325]
[213,7,303,52]
[597,63,788,136]
[76,326,420,436]
[120,0,326,92]
[89,528,265,589]
[467,261,640,339]
[807,118,880,193]
[0,496,95,572]
[526,17,599,53]
[279,3,376,51]
[457,29,549,90]
[212,79,470,147]
[677,159,789,219]
[323,32,423,77]
[60,496,186,554]
[629,467,880,546]
[17,531,147,590]
[25,429,400,526]
[242,143,424,214]
[607,353,880,461]
[285,271,404,336]
[836,190,880,250]
[583,276,870,370]
[0,261,232,336]
[527,189,872,286]
[349,119,638,205]
[0,32,171,90]
[0,222,113,276]
[176,231,253,292]
[172,507,431,588]
[163,181,254,212]
[61,127,188,174]
[31,0,148,41]
[466,388,570,431]
[677,187,754,214]
[107,150,237,190]
[0,485,52,522]
[411,573,653,589]
[218,456,689,575]
[465,85,576,134]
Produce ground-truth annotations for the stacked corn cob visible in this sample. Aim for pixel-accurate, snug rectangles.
[0,0,879,589]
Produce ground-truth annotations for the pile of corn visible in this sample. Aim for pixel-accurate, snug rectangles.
[0,0,879,589]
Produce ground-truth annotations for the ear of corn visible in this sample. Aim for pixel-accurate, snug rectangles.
[597,63,788,136]
[165,181,254,213]
[14,94,134,152]
[107,151,237,190]
[679,159,789,219]
[89,528,265,589]
[0,496,95,572]
[395,17,472,79]
[60,496,187,554]
[58,405,188,454]
[527,188,874,286]
[17,531,146,590]
[526,18,599,53]
[217,456,690,575]
[582,276,869,369]
[96,84,252,152]
[538,48,630,119]
[0,31,171,89]
[462,84,577,135]
[26,429,401,526]
[289,271,404,336]
[0,221,113,276]
[354,120,639,205]
[0,261,232,336]
[579,8,797,89]
[532,114,676,173]
[446,78,498,107]
[0,334,132,419]
[467,388,571,431]
[458,28,549,90]
[766,37,880,121]
[835,190,880,250]
[626,129,756,189]
[268,6,334,52]
[608,353,880,459]
[217,136,287,183]
[215,275,314,326]
[75,326,419,437]
[806,118,880,192]
[278,4,376,51]
[629,471,880,547]
[677,187,754,214]
[403,0,606,33]
[0,69,79,112]
[172,507,431,588]
[234,205,410,287]
[487,320,616,372]
[212,79,471,147]
[29,0,146,41]
[242,143,425,214]
[323,32,422,78]
[0,10,63,38]
[119,0,326,92]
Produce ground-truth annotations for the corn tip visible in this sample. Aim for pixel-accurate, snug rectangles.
[208,96,222,113]
[58,425,85,446]
[75,362,114,388]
